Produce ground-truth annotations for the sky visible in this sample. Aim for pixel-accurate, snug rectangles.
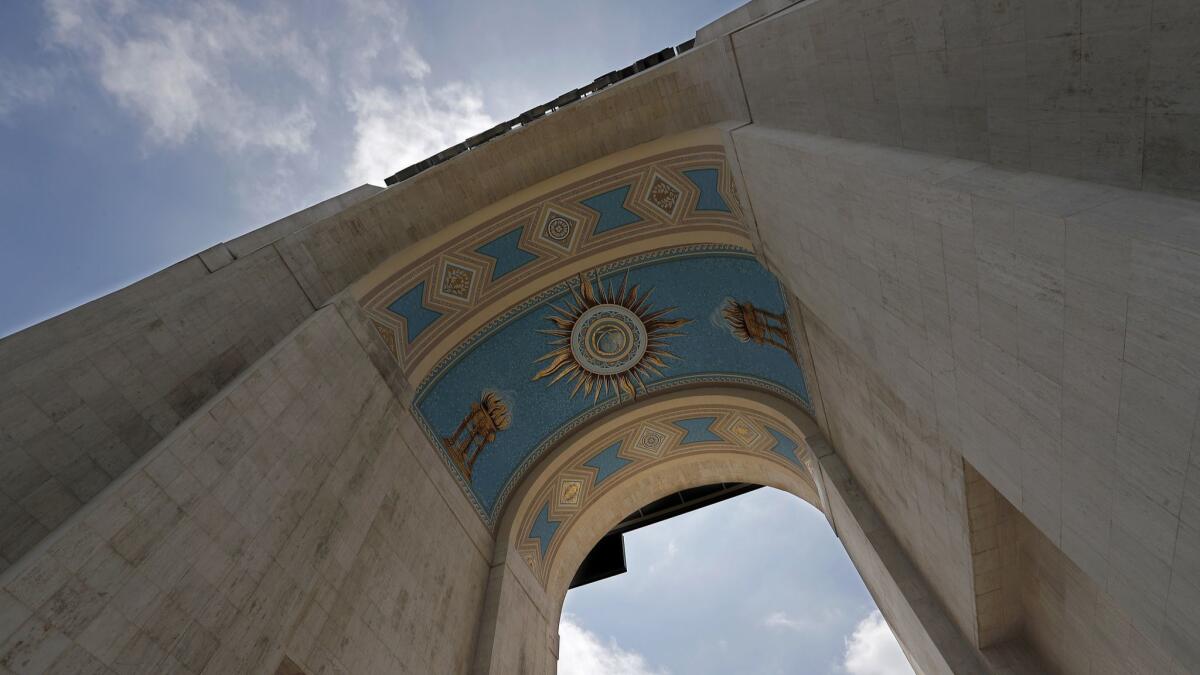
[561,488,912,675]
[0,3,913,672]
[0,0,742,337]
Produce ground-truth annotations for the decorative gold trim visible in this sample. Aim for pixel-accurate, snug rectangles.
[354,134,749,386]
[508,392,819,586]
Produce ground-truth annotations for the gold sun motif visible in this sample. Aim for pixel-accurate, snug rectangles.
[532,270,690,402]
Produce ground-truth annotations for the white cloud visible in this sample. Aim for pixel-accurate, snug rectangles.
[646,538,678,575]
[45,0,321,153]
[763,610,807,632]
[762,607,843,633]
[39,0,499,211]
[341,0,430,81]
[559,615,670,675]
[345,82,494,184]
[842,611,913,675]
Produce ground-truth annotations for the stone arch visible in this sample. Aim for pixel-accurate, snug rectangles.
[498,386,822,601]
[471,386,975,675]
[351,127,754,386]
[0,3,1196,673]
[347,126,817,540]
[334,125,994,675]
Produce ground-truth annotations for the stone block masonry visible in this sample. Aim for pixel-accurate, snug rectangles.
[736,124,1200,672]
[0,247,312,573]
[0,184,384,575]
[0,0,1198,670]
[729,0,1200,199]
[0,305,490,674]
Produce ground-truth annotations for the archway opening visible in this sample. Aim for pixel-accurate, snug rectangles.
[558,485,914,674]
[469,386,966,674]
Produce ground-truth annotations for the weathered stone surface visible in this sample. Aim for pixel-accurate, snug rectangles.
[0,1,1197,672]
[0,307,490,674]
[0,246,313,572]
[730,0,1200,196]
[736,124,1198,672]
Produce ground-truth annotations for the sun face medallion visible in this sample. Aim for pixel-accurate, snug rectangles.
[532,270,689,402]
[570,304,648,376]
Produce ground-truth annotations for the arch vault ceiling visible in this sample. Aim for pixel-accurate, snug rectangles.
[355,133,813,526]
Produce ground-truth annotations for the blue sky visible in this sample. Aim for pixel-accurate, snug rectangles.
[0,0,738,336]
[561,489,912,675]
[0,2,912,672]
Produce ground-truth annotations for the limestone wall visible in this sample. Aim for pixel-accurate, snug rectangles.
[731,0,1200,198]
[694,0,800,44]
[735,124,1199,670]
[815,444,981,674]
[274,37,748,309]
[799,303,980,644]
[471,559,557,675]
[0,305,490,674]
[0,186,382,574]
[1018,486,1186,674]
[1,1,1197,671]
[0,248,311,575]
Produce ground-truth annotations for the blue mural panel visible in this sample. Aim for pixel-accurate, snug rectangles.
[415,247,810,523]
[581,185,641,235]
[387,281,442,343]
[674,417,722,445]
[529,502,560,557]
[766,426,802,466]
[583,441,631,486]
[476,226,538,280]
[683,168,731,212]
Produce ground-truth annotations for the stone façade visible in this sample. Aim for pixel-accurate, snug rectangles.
[1,0,1199,673]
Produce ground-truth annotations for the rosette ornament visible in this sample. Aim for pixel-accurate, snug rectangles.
[532,270,690,402]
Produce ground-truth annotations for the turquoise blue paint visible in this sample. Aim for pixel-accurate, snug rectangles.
[529,502,560,557]
[416,249,810,521]
[674,417,723,445]
[581,185,641,235]
[683,168,731,213]
[476,226,539,280]
[766,426,802,466]
[387,281,443,343]
[584,441,631,486]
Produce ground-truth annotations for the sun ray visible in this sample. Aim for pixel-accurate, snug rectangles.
[548,364,580,385]
[531,268,690,402]
[534,351,572,373]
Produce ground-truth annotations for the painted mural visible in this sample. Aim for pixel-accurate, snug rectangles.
[356,140,813,528]
[359,145,746,379]
[532,270,689,402]
[412,246,812,526]
[442,391,511,480]
[514,404,815,582]
[722,299,795,356]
